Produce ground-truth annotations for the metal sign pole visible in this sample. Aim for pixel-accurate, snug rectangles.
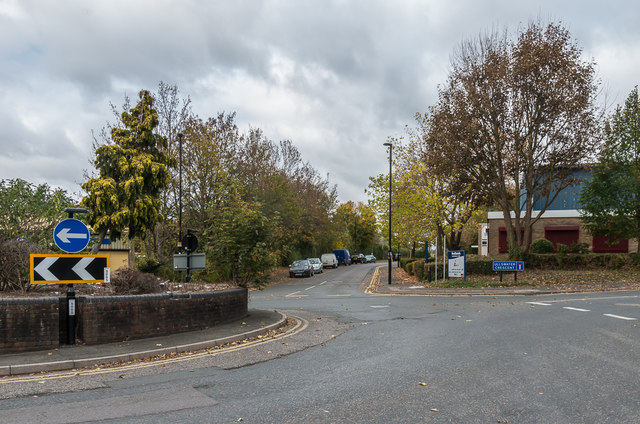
[67,285,76,344]
[63,207,86,345]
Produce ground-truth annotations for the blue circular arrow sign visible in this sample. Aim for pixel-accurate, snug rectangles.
[54,218,90,253]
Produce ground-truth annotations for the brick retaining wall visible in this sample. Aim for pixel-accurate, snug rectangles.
[0,297,61,353]
[0,288,247,353]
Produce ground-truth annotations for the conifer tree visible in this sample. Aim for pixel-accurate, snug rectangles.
[82,90,173,253]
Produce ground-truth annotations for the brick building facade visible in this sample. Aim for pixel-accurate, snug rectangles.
[481,167,638,256]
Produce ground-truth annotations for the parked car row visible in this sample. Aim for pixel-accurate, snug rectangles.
[289,251,377,278]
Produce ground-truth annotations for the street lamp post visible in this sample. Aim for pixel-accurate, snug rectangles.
[178,133,183,253]
[383,141,393,284]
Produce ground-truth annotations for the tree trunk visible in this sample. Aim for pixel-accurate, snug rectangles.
[89,228,108,254]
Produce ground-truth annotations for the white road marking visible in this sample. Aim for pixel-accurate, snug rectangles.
[370,305,390,308]
[545,295,639,303]
[527,302,552,306]
[410,286,425,289]
[603,314,637,321]
[286,291,309,297]
[305,285,316,291]
[614,303,640,307]
[319,281,327,285]
[563,307,590,312]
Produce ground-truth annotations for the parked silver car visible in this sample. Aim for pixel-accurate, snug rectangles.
[307,257,323,273]
[365,254,377,263]
[289,259,314,278]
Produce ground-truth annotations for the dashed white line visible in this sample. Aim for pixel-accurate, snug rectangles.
[370,305,390,308]
[563,307,591,312]
[527,302,552,306]
[286,291,309,297]
[545,295,639,303]
[603,314,637,321]
[319,281,327,285]
[305,286,316,291]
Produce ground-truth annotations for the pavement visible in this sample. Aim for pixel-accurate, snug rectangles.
[0,309,286,377]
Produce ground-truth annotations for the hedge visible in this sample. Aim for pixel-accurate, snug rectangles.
[401,253,640,281]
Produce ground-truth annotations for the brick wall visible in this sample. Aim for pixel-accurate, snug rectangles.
[76,289,248,345]
[487,216,638,255]
[0,297,60,353]
[0,288,247,352]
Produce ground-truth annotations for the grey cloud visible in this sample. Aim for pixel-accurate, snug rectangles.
[1,0,639,204]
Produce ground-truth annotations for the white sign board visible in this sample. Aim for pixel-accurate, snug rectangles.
[173,253,207,270]
[447,250,466,278]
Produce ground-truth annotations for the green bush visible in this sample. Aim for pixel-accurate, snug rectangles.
[526,254,557,269]
[530,238,555,254]
[467,258,495,275]
[136,256,163,274]
[526,252,634,270]
[405,261,415,276]
[556,243,569,255]
[570,242,590,254]
[508,244,525,260]
[414,261,425,280]
[629,253,640,266]
[400,258,416,269]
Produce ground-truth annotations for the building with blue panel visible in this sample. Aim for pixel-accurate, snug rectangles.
[482,167,636,255]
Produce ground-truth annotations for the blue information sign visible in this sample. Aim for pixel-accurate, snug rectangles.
[448,250,466,278]
[492,261,525,272]
[54,218,90,253]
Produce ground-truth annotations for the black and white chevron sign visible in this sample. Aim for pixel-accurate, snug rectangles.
[30,254,110,284]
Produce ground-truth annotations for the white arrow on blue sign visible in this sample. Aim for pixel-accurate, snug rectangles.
[54,218,90,253]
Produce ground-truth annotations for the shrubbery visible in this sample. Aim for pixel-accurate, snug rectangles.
[402,250,640,281]
[0,237,49,291]
[530,238,555,254]
[467,258,495,275]
[111,268,163,294]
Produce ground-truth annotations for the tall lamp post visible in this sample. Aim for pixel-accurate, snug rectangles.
[178,132,183,253]
[383,141,393,284]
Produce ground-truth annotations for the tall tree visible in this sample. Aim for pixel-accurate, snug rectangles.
[148,82,192,261]
[203,189,276,287]
[423,21,601,254]
[0,179,75,246]
[82,90,173,253]
[181,113,241,230]
[580,87,640,252]
[334,201,377,253]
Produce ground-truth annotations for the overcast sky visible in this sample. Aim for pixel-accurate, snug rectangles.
[1,0,638,204]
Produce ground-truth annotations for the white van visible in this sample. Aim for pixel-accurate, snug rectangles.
[321,253,338,269]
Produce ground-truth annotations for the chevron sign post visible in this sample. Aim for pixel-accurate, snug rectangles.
[30,254,110,284]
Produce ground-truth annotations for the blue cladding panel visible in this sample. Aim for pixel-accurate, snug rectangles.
[529,168,592,211]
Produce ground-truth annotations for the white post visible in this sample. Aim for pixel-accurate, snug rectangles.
[443,234,446,280]
[435,236,438,281]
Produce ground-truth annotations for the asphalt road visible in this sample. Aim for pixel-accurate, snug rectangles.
[1,263,638,423]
